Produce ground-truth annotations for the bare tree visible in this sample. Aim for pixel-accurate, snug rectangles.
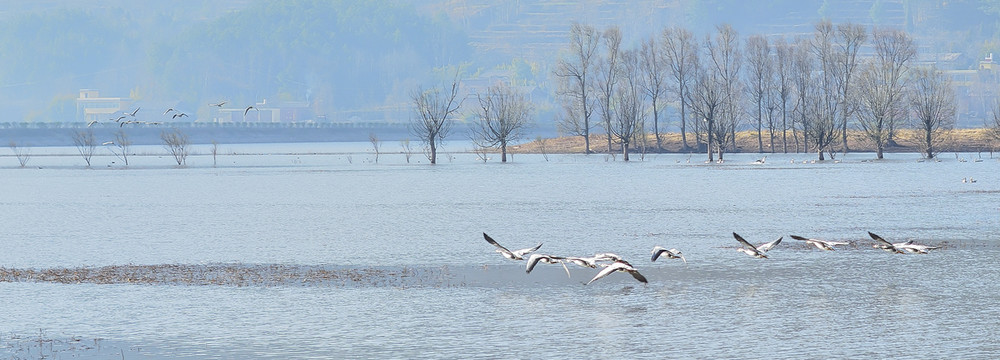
[471,82,532,162]
[8,141,30,168]
[909,67,956,159]
[745,34,772,153]
[410,77,462,165]
[211,141,219,167]
[555,22,600,154]
[610,49,645,161]
[72,129,97,167]
[688,63,725,162]
[595,26,623,154]
[161,128,190,166]
[535,136,550,162]
[108,130,132,166]
[834,22,868,152]
[662,26,699,150]
[707,24,742,159]
[400,138,413,163]
[856,27,916,159]
[640,35,667,150]
[773,36,795,153]
[791,37,814,154]
[808,22,842,160]
[369,132,381,163]
[991,98,1000,142]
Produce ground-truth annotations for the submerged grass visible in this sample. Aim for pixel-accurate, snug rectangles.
[0,263,456,288]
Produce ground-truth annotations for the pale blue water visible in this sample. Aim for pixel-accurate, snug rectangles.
[2,144,999,358]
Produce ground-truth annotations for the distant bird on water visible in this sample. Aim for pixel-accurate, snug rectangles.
[650,246,686,264]
[483,233,542,261]
[790,235,850,251]
[584,259,647,285]
[733,232,780,258]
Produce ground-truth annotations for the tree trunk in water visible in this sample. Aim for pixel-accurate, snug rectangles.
[429,138,437,164]
[925,130,933,159]
[818,148,825,161]
[707,130,714,162]
[623,144,630,162]
[876,146,884,160]
[582,134,590,155]
[501,141,508,162]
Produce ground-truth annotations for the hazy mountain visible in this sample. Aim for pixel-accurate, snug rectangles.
[0,0,996,126]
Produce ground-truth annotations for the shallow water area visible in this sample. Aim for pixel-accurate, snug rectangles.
[2,145,999,358]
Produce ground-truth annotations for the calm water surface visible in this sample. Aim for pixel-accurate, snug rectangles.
[1,144,999,358]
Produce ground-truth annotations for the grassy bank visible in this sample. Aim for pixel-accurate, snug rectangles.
[512,128,1000,155]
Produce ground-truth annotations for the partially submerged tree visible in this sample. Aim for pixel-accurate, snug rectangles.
[744,34,772,153]
[595,26,623,154]
[161,128,190,166]
[555,22,600,154]
[108,130,132,166]
[610,49,645,161]
[908,67,956,159]
[400,138,413,163]
[369,132,381,163]
[662,26,699,150]
[856,27,915,159]
[773,36,795,153]
[833,22,868,152]
[639,36,667,150]
[72,129,97,167]
[471,82,532,162]
[410,77,462,165]
[8,141,30,168]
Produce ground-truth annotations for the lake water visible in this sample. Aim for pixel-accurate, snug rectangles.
[2,143,999,358]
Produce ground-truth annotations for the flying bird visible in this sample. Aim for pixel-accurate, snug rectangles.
[483,233,542,261]
[87,120,99,127]
[172,113,188,119]
[585,259,648,285]
[163,108,175,115]
[733,232,780,258]
[525,253,571,278]
[113,115,126,123]
[868,232,904,254]
[211,101,227,107]
[790,235,850,251]
[127,107,140,117]
[244,106,255,117]
[651,246,686,264]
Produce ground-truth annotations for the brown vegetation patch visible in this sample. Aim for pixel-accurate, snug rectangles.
[510,129,1000,154]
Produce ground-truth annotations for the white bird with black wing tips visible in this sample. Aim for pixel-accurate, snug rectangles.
[483,233,542,261]
[584,259,647,285]
[525,253,571,278]
[651,246,686,264]
[733,232,780,258]
[868,232,904,254]
[790,235,850,251]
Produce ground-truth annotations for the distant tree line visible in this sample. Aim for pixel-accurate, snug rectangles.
[553,20,962,161]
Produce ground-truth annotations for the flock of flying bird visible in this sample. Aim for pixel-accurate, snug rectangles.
[86,100,260,128]
[483,231,941,285]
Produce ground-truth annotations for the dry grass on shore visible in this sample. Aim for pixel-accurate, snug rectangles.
[511,128,1000,155]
